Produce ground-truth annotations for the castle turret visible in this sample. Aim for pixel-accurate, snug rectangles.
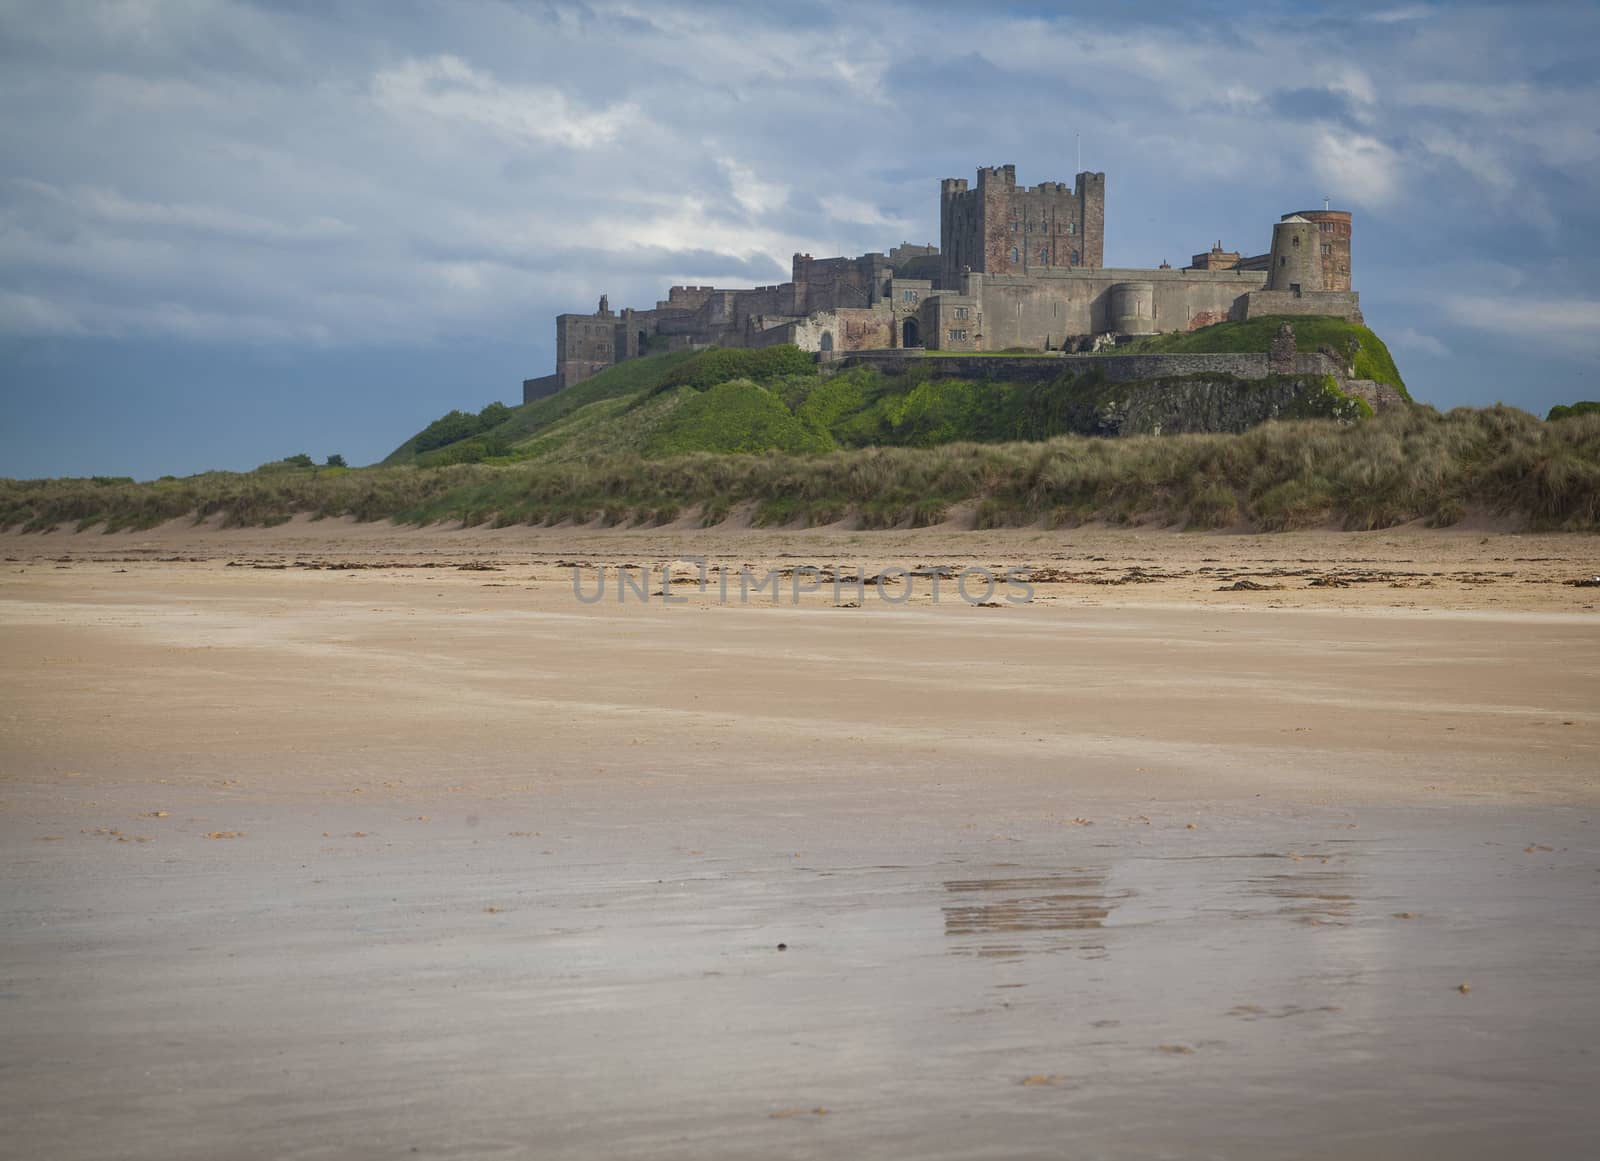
[1265,215,1324,294]
[1288,209,1352,291]
[1110,281,1156,335]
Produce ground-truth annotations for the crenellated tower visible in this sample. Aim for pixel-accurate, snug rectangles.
[939,164,1105,287]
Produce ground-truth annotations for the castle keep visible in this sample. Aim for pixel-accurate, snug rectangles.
[523,167,1362,403]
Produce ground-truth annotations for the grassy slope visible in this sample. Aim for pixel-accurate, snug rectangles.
[388,322,1399,467]
[382,350,697,464]
[1116,316,1407,395]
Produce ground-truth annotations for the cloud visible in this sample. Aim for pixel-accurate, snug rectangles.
[1365,4,1435,23]
[1442,295,1600,355]
[1390,327,1450,358]
[0,290,86,337]
[371,55,641,149]
[819,196,911,233]
[716,157,790,218]
[13,179,354,245]
[1310,130,1403,206]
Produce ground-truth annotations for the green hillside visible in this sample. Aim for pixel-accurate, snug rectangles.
[383,350,698,466]
[1115,315,1408,395]
[385,328,1384,470]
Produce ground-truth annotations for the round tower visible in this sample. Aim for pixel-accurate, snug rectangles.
[1288,209,1351,291]
[1265,216,1324,294]
[1109,281,1156,335]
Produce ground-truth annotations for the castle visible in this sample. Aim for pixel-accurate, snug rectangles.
[522,165,1362,403]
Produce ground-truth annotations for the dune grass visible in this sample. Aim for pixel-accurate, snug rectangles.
[7,406,1598,534]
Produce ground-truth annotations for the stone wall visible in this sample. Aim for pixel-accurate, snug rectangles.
[832,349,1347,386]
[1243,289,1363,323]
[1097,375,1339,437]
[969,266,1265,349]
[1342,379,1407,413]
[794,253,886,313]
[925,295,980,352]
[1097,353,1271,382]
[521,374,560,405]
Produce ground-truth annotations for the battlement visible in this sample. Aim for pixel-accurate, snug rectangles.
[977,164,1017,189]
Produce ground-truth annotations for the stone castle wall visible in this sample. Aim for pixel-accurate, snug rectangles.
[831,349,1352,389]
[521,373,560,405]
[1244,289,1363,323]
[972,266,1267,349]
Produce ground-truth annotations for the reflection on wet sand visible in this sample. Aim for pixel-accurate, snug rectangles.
[943,870,1128,959]
[1249,865,1358,926]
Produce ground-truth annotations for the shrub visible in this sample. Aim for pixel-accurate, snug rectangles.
[1548,401,1600,422]
[413,410,484,454]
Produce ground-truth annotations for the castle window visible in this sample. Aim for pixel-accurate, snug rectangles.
[1292,235,1300,248]
[902,289,918,303]
[1071,249,1079,265]
[1009,247,1019,264]
[1322,244,1332,255]
[953,306,969,320]
[1065,222,1075,235]
[1039,247,1048,263]
[1010,221,1018,232]
[948,329,968,342]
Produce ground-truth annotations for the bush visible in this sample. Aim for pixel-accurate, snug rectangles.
[412,401,517,456]
[413,410,484,454]
[1548,401,1600,422]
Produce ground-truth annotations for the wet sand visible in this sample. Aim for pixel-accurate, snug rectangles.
[2,521,1598,1159]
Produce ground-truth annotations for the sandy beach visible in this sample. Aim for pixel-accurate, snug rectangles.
[3,519,1598,1159]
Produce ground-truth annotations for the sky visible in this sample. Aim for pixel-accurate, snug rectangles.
[2,0,1599,479]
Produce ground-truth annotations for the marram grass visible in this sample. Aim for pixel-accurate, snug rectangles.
[5,406,1598,534]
